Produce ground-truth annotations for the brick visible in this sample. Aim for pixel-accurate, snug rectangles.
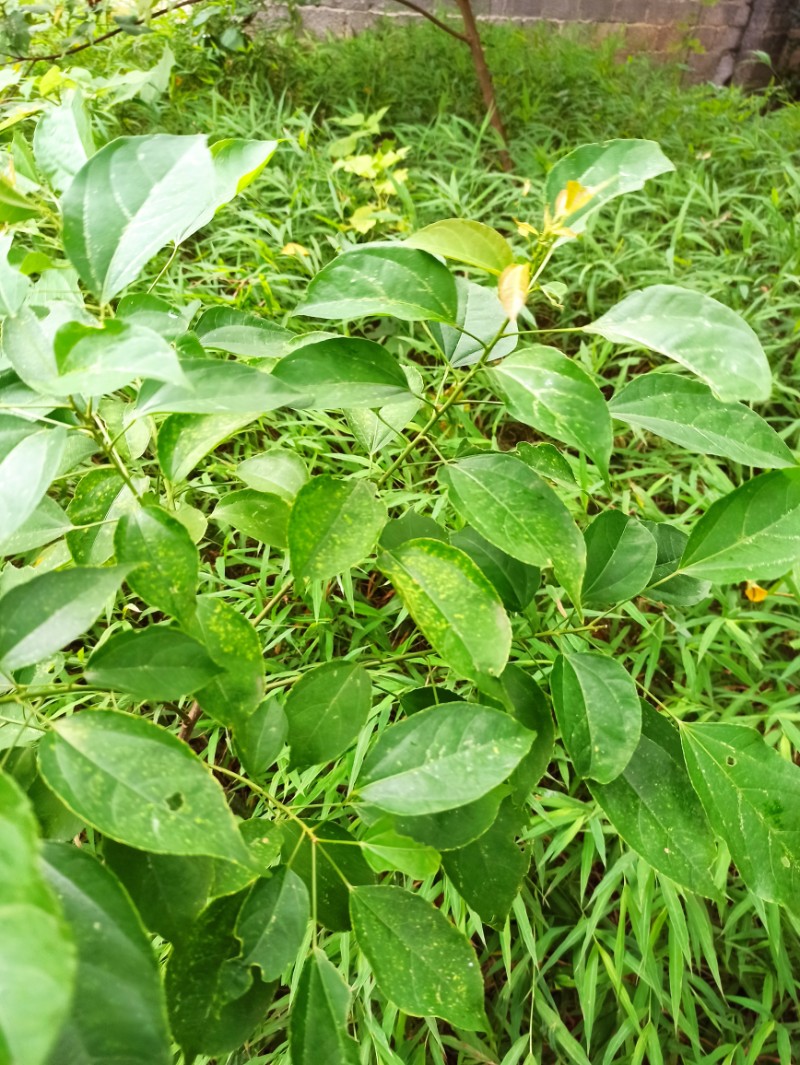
[578,0,616,20]
[612,0,648,22]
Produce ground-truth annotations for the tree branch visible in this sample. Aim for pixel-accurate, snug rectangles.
[389,0,468,43]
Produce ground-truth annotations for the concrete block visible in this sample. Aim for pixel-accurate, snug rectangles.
[699,1,752,29]
[578,0,616,21]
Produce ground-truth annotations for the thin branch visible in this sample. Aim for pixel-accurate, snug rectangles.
[2,0,206,65]
[389,0,468,43]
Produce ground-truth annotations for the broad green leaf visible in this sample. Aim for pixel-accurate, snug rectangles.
[517,440,576,487]
[0,413,37,454]
[102,840,213,943]
[1,302,90,393]
[609,372,795,468]
[591,705,718,897]
[136,359,304,416]
[439,452,585,610]
[545,139,674,235]
[379,512,448,550]
[582,510,657,607]
[194,306,291,357]
[281,821,374,931]
[679,470,800,582]
[0,770,59,911]
[85,627,221,701]
[157,412,256,482]
[428,278,518,368]
[360,821,440,878]
[41,844,171,1065]
[0,565,129,672]
[682,723,800,909]
[585,285,771,403]
[116,294,187,340]
[213,488,290,547]
[350,885,486,1030]
[33,90,94,193]
[53,319,186,396]
[208,137,277,204]
[0,905,76,1065]
[291,950,360,1065]
[346,364,423,452]
[114,505,199,623]
[62,134,216,301]
[67,469,143,566]
[236,448,307,500]
[272,336,410,408]
[237,868,309,980]
[489,347,612,478]
[0,173,38,223]
[378,538,511,683]
[0,704,42,751]
[207,820,284,901]
[295,244,459,323]
[0,496,69,557]
[443,799,529,927]
[394,788,506,851]
[165,892,275,1060]
[38,710,250,862]
[642,521,710,606]
[0,426,65,545]
[233,697,288,779]
[289,476,386,581]
[0,233,29,316]
[406,219,513,274]
[357,702,532,815]
[285,660,372,768]
[550,653,641,784]
[188,597,265,730]
[487,665,554,804]
[451,526,540,613]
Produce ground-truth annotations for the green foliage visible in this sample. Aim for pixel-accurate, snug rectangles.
[2,34,800,1065]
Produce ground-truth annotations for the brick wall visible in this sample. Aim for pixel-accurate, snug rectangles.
[267,0,795,84]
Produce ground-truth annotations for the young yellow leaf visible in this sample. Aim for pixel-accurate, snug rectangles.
[497,262,530,322]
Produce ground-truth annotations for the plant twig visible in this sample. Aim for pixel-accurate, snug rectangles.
[390,0,468,43]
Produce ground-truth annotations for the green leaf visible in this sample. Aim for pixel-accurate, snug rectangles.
[291,949,360,1065]
[585,285,771,403]
[428,279,518,368]
[295,244,459,323]
[379,512,448,550]
[443,799,529,927]
[0,426,65,545]
[679,470,800,582]
[439,452,585,610]
[136,359,304,416]
[209,137,277,202]
[642,521,710,606]
[360,821,440,878]
[350,885,486,1030]
[517,441,576,487]
[393,788,506,851]
[0,172,38,223]
[213,488,291,547]
[289,476,386,581]
[33,90,94,193]
[487,665,554,804]
[0,565,129,672]
[0,769,60,912]
[0,233,30,316]
[406,219,513,274]
[451,526,540,613]
[550,653,641,784]
[681,723,800,909]
[378,538,511,683]
[545,139,674,235]
[41,844,172,1065]
[52,319,186,396]
[357,702,533,815]
[38,710,250,863]
[114,504,199,623]
[582,510,658,607]
[236,448,307,499]
[233,697,288,779]
[188,597,266,730]
[609,372,795,468]
[67,468,142,566]
[590,705,718,897]
[102,840,213,943]
[346,364,423,452]
[116,294,187,340]
[1,303,89,393]
[281,821,374,931]
[157,412,256,482]
[194,306,291,357]
[489,347,612,478]
[85,627,221,701]
[62,134,216,301]
[165,892,275,1060]
[285,660,372,768]
[272,336,411,408]
[237,867,309,980]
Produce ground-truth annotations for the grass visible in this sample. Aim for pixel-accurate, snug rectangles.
[12,17,800,1063]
